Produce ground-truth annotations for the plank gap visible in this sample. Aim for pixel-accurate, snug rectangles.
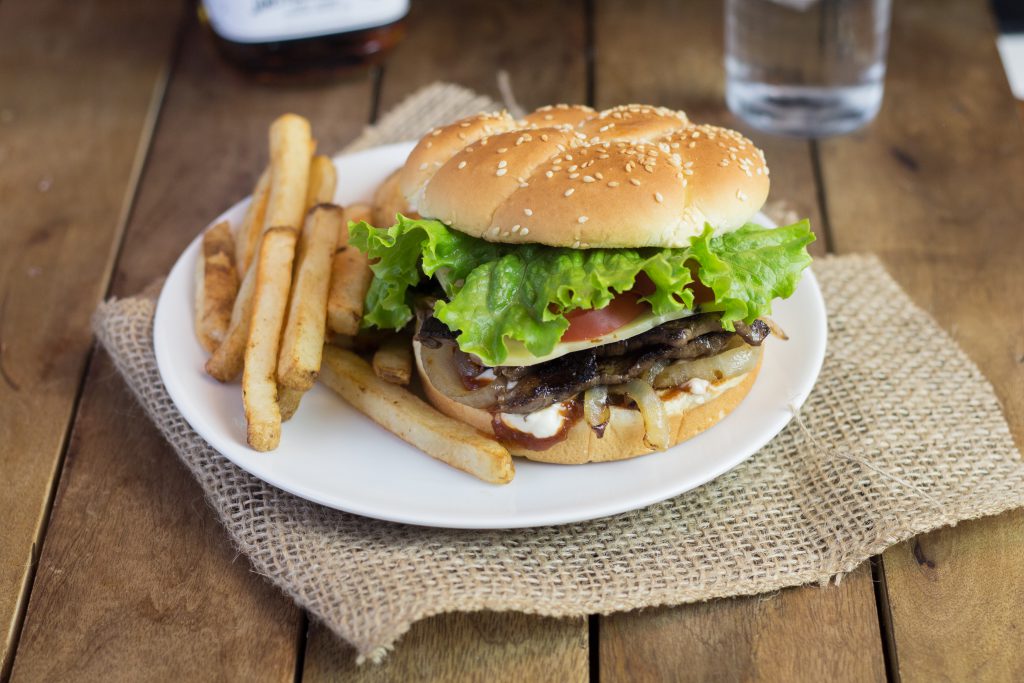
[588,614,599,683]
[294,612,309,683]
[870,557,900,683]
[368,64,384,125]
[808,139,835,254]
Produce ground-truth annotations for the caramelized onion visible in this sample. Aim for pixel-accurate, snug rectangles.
[762,317,788,340]
[583,386,610,436]
[610,380,669,450]
[417,342,499,409]
[653,344,761,389]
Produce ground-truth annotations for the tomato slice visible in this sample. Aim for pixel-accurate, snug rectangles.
[561,292,650,342]
[557,271,714,343]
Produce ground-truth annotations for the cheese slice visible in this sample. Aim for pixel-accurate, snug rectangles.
[495,308,696,367]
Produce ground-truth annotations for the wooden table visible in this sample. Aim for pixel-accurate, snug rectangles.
[2,0,1022,680]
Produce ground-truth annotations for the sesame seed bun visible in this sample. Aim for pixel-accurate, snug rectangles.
[414,341,763,465]
[398,104,770,249]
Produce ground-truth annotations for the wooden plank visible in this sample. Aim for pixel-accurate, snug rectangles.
[9,353,301,682]
[10,17,376,680]
[602,564,881,682]
[816,0,1024,680]
[0,0,182,676]
[592,1,886,680]
[303,613,588,683]
[377,0,588,113]
[301,0,593,678]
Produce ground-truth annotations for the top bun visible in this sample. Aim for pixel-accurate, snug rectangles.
[398,104,770,249]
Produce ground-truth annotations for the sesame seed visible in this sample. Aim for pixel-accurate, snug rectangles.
[569,172,580,179]
[520,228,530,235]
[431,129,442,136]
[457,161,467,169]
[419,163,428,170]
[524,208,533,216]
[654,192,664,203]
[572,240,581,248]
[688,141,697,149]
[519,182,529,188]
[630,178,641,186]
[498,147,508,153]
[544,114,554,120]
[737,190,748,201]
[460,122,470,127]
[426,142,433,148]
[564,188,575,197]
[608,180,620,187]
[490,226,500,235]
[498,160,508,168]
[595,172,603,180]
[512,224,521,233]
[565,154,573,161]
[578,216,589,223]
[545,171,554,178]
[583,175,595,183]
[719,159,729,167]
[496,168,507,176]
[541,134,549,141]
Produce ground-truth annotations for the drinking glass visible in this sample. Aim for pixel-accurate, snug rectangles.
[725,0,892,137]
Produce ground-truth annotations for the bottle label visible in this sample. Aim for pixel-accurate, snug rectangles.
[203,0,409,44]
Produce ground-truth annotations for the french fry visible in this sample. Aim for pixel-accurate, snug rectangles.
[279,386,304,422]
[372,335,412,385]
[194,221,239,353]
[320,346,514,484]
[305,155,337,208]
[234,168,271,273]
[243,227,298,451]
[206,115,312,385]
[263,114,314,233]
[205,254,257,382]
[278,205,343,390]
[327,203,374,336]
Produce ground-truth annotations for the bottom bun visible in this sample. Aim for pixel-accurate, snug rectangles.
[414,341,763,465]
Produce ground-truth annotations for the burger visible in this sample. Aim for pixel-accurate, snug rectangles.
[350,104,814,464]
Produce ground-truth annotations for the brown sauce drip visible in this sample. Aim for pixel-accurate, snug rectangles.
[491,400,582,451]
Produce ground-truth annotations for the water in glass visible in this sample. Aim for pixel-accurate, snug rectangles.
[725,0,892,137]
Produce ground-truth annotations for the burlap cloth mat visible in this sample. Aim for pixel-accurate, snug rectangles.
[92,84,1024,663]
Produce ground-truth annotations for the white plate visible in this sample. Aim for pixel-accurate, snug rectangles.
[154,141,827,529]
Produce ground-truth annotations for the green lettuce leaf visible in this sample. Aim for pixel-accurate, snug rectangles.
[351,215,814,366]
[688,221,815,331]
